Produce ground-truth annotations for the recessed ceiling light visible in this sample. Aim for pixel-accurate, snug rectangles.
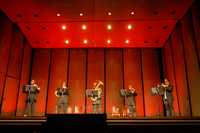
[16,13,22,18]
[127,24,132,30]
[80,12,83,16]
[82,24,87,30]
[108,12,112,16]
[56,13,61,17]
[107,39,111,44]
[26,26,31,31]
[83,39,88,44]
[130,11,134,15]
[46,41,50,44]
[162,25,168,30]
[62,25,67,30]
[125,39,130,44]
[147,26,152,30]
[65,40,69,44]
[107,24,112,30]
[33,13,39,18]
[153,11,159,15]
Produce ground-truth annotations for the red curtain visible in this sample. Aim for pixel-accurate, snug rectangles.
[162,41,180,116]
[16,43,32,116]
[31,49,51,116]
[181,13,200,116]
[123,49,144,116]
[1,28,24,115]
[170,26,191,116]
[46,49,69,114]
[86,49,105,113]
[142,49,162,116]
[105,49,124,114]
[68,49,86,113]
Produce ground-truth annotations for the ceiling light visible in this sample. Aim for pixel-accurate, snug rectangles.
[83,39,88,44]
[82,24,87,30]
[125,39,130,44]
[107,39,111,44]
[107,24,112,30]
[65,40,69,44]
[130,11,134,15]
[61,25,67,30]
[127,24,132,30]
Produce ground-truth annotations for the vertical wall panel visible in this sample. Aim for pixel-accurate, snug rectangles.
[86,49,104,113]
[191,1,200,67]
[46,49,68,114]
[142,49,162,116]
[181,14,200,116]
[106,49,123,114]
[123,49,144,116]
[7,28,23,78]
[16,42,32,116]
[162,41,180,116]
[0,73,5,107]
[1,78,19,115]
[0,13,12,74]
[0,13,13,107]
[68,49,86,113]
[1,26,24,115]
[31,49,50,116]
[171,26,191,116]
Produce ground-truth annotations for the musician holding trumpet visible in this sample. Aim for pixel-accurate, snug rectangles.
[91,80,103,114]
[156,78,174,117]
[23,80,40,116]
[55,81,69,113]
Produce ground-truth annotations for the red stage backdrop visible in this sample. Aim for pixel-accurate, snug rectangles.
[46,49,69,114]
[86,49,105,113]
[0,1,200,116]
[123,49,144,116]
[1,26,24,115]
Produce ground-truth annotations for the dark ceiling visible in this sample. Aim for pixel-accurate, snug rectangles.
[0,0,194,48]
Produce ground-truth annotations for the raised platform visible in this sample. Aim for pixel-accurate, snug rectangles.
[0,114,200,132]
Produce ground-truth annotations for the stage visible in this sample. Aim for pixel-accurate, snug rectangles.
[0,114,200,132]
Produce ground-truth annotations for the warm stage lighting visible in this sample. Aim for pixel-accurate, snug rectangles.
[130,11,135,15]
[107,24,112,30]
[80,12,83,16]
[62,25,67,30]
[127,24,132,30]
[107,39,111,44]
[108,12,112,16]
[83,39,88,44]
[125,39,130,44]
[64,40,69,44]
[82,24,87,30]
[56,13,61,17]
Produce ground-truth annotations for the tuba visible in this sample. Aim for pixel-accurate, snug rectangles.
[91,80,103,102]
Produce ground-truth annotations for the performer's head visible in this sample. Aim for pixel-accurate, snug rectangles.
[128,84,132,89]
[31,80,35,85]
[164,78,169,85]
[62,81,66,88]
[93,81,97,86]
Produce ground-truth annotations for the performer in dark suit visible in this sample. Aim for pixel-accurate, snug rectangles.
[23,80,40,116]
[55,81,69,113]
[91,80,103,114]
[126,85,137,117]
[161,78,174,117]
